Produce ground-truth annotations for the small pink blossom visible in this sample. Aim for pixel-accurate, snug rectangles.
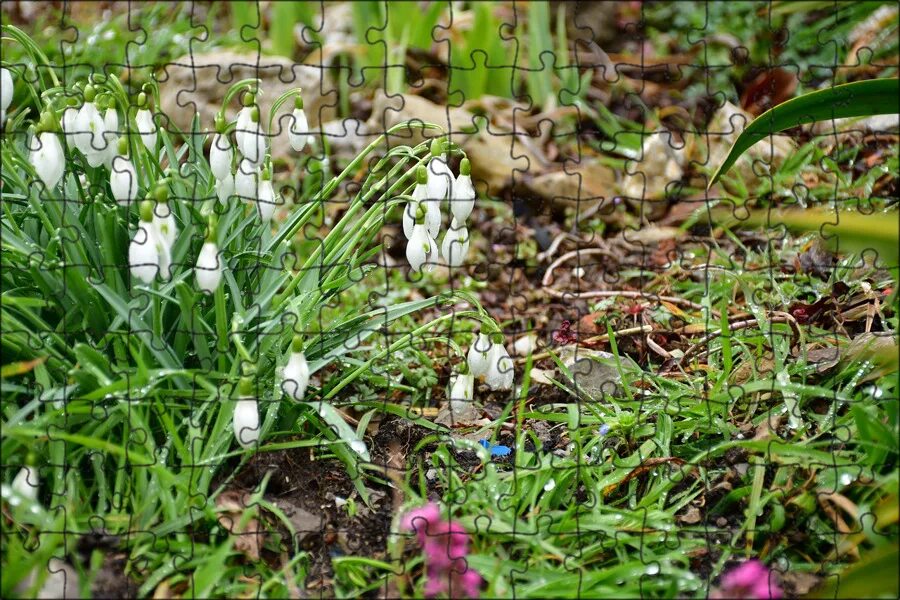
[713,560,783,599]
[402,502,483,598]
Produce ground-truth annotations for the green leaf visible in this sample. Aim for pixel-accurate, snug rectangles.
[709,78,899,187]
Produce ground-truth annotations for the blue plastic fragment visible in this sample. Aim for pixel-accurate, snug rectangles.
[478,439,512,457]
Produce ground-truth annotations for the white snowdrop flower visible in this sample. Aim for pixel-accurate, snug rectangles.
[129,203,161,284]
[441,218,469,267]
[451,157,476,222]
[257,173,278,222]
[403,166,440,239]
[74,88,106,157]
[406,223,437,273]
[1,67,12,123]
[240,107,266,166]
[485,342,514,391]
[30,131,65,189]
[289,96,309,152]
[234,159,259,201]
[234,103,253,155]
[150,199,176,281]
[426,138,453,202]
[448,372,475,415]
[467,333,492,377]
[62,104,79,148]
[233,395,260,448]
[11,466,38,502]
[215,173,234,204]
[209,133,233,181]
[195,240,222,294]
[135,96,157,153]
[101,105,119,167]
[110,154,138,206]
[281,338,310,401]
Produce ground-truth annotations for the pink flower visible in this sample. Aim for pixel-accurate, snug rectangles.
[402,503,483,598]
[713,560,783,599]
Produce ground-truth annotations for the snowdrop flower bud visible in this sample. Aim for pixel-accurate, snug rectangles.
[1,67,13,123]
[448,372,475,415]
[11,465,38,502]
[74,85,107,159]
[282,336,310,401]
[234,159,259,201]
[467,333,492,377]
[451,157,476,223]
[110,137,138,206]
[233,377,260,448]
[30,129,65,189]
[441,218,469,267]
[485,339,514,391]
[426,138,453,202]
[209,113,233,181]
[289,95,309,152]
[195,220,222,293]
[403,166,433,239]
[129,201,161,284]
[135,92,157,153]
[240,106,267,166]
[257,165,277,222]
[407,223,438,273]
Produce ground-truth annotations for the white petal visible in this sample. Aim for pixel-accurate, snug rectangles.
[485,343,514,391]
[289,108,309,151]
[451,174,476,222]
[62,107,78,147]
[135,109,157,153]
[257,179,277,221]
[281,352,310,400]
[0,68,12,113]
[110,156,138,205]
[441,219,469,267]
[426,155,452,201]
[233,398,260,448]
[195,242,222,293]
[209,133,233,181]
[128,224,159,284]
[30,133,65,189]
[240,120,267,166]
[402,200,418,240]
[234,160,258,201]
[467,334,492,377]
[406,224,436,273]
[152,208,177,251]
[234,106,252,152]
[74,102,106,155]
[215,174,234,204]
[11,466,38,501]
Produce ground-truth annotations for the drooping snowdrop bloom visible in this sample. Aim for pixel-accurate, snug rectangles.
[281,336,310,401]
[234,97,254,152]
[441,218,469,267]
[256,166,278,222]
[150,193,177,281]
[129,201,162,284]
[194,223,222,293]
[450,157,476,223]
[233,378,260,448]
[62,101,79,148]
[215,172,234,205]
[30,130,65,189]
[485,341,514,391]
[110,138,138,206]
[448,372,475,415]
[11,465,39,502]
[234,159,259,201]
[209,115,233,181]
[403,166,441,239]
[467,333,492,377]
[240,106,267,166]
[101,100,119,167]
[135,92,157,153]
[1,67,12,124]
[407,223,438,273]
[426,138,453,202]
[74,85,107,162]
[288,95,309,152]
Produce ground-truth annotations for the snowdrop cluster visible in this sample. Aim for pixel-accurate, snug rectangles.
[466,332,514,392]
[404,139,477,272]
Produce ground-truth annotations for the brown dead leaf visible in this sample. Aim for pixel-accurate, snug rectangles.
[216,490,264,561]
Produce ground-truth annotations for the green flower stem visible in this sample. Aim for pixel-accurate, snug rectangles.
[1,25,60,89]
[220,78,261,119]
[267,87,302,136]
[214,283,229,373]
